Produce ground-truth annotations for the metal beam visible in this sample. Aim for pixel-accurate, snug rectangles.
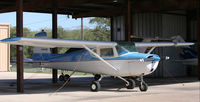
[16,0,24,93]
[125,0,132,42]
[52,0,58,83]
[110,17,114,41]
[73,6,125,18]
[81,17,84,40]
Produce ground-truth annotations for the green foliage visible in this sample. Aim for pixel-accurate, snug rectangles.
[10,17,111,59]
[89,17,110,41]
[10,27,37,59]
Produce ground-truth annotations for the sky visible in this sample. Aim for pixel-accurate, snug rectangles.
[0,12,95,31]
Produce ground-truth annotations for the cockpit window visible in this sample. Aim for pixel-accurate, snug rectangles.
[65,48,84,54]
[100,48,114,57]
[116,42,137,55]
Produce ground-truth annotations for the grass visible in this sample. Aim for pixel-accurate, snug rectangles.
[10,63,92,76]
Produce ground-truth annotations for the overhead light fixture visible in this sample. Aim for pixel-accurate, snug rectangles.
[113,0,118,3]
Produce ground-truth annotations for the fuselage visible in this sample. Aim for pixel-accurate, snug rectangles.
[33,42,161,77]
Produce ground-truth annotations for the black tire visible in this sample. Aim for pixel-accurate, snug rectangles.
[94,74,101,81]
[59,75,64,81]
[139,82,148,92]
[90,81,101,92]
[126,79,136,89]
[64,74,70,82]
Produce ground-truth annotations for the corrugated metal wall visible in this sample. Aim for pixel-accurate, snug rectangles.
[190,20,197,41]
[112,16,125,41]
[133,13,164,77]
[112,13,162,40]
[0,23,10,72]
[112,13,189,77]
[189,20,198,76]
[133,13,162,38]
[162,14,187,77]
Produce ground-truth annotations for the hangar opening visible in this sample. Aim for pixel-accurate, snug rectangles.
[0,0,198,92]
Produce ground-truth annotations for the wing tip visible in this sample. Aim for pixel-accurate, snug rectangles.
[0,37,21,42]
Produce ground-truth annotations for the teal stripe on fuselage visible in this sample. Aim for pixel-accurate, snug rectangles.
[33,50,160,62]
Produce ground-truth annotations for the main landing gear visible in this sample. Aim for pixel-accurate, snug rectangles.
[59,73,71,82]
[90,74,102,92]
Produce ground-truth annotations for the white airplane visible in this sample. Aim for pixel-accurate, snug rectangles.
[0,37,194,92]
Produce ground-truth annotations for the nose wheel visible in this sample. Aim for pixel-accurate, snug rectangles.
[138,76,148,92]
[139,82,148,91]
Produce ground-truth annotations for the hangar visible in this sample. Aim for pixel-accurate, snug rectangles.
[0,0,199,92]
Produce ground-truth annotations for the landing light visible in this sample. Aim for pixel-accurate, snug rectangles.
[139,59,144,62]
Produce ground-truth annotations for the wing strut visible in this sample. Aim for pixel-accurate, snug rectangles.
[82,45,118,71]
[147,47,156,54]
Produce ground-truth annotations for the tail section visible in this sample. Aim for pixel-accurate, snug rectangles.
[32,31,51,61]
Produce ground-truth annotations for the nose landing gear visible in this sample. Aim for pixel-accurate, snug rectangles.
[139,82,148,92]
[137,76,148,92]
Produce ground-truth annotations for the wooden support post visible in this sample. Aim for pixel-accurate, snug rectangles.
[16,0,24,92]
[52,0,58,83]
[125,0,132,42]
[110,17,114,41]
[81,17,84,40]
[197,0,200,80]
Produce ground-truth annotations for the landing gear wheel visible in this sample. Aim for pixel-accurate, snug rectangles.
[126,79,136,89]
[64,74,70,82]
[139,82,148,92]
[90,81,101,92]
[59,75,64,81]
[94,74,101,81]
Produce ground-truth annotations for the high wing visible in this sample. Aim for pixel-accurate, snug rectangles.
[0,37,194,48]
[0,37,117,48]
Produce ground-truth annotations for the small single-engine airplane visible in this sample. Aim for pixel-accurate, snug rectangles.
[0,37,194,92]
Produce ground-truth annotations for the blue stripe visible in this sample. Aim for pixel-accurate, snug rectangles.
[33,50,160,62]
[0,37,21,42]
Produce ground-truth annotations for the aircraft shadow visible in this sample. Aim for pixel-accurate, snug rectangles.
[0,76,198,95]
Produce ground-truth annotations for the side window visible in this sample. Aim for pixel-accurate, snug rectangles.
[89,48,96,57]
[100,48,114,58]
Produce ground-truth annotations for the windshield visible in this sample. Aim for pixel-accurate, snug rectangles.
[116,42,137,55]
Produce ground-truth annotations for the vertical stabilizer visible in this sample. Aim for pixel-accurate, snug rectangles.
[32,31,51,61]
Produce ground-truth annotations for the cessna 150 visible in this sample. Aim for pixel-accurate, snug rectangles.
[0,37,194,92]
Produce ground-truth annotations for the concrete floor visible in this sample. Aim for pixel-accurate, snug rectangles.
[0,72,199,102]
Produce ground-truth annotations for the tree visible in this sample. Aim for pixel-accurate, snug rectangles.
[9,18,111,58]
[89,17,111,41]
[10,27,37,59]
